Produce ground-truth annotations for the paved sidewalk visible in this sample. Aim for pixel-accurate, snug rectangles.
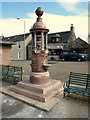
[0,81,89,119]
[0,61,89,118]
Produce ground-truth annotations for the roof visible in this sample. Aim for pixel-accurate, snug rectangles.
[0,41,16,45]
[1,33,30,42]
[48,31,71,43]
[71,37,89,49]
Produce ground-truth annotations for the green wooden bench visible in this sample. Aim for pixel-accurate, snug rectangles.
[63,72,90,98]
[0,65,22,84]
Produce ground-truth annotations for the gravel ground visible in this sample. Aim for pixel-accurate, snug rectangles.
[11,60,88,82]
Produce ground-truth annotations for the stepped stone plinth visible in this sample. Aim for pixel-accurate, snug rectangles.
[10,79,63,102]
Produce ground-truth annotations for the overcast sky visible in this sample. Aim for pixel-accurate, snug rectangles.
[0,0,89,42]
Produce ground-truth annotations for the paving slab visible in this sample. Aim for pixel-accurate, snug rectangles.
[35,97,59,111]
[0,88,61,112]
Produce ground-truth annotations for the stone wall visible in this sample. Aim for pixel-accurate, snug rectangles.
[68,31,76,49]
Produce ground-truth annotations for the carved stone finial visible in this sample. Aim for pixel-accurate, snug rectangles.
[35,7,44,18]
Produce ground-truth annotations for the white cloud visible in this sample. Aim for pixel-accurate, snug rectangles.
[57,1,88,17]
[59,1,79,12]
[0,12,88,42]
[1,18,33,36]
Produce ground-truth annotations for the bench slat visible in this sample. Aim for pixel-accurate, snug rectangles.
[1,65,22,84]
[71,72,88,76]
[63,72,90,97]
[70,81,86,84]
[70,83,86,86]
[70,74,87,77]
[70,76,87,79]
[70,78,87,82]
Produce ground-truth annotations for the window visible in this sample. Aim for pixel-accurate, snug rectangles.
[18,52,21,58]
[0,50,2,54]
[18,41,21,48]
[51,38,56,43]
[51,37,60,43]
[56,38,59,42]
[70,52,77,55]
[11,51,13,58]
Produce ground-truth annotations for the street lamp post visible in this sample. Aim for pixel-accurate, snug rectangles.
[17,17,26,60]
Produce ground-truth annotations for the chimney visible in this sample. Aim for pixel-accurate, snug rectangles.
[70,24,74,32]
[1,34,4,39]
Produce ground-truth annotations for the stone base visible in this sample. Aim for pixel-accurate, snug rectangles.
[30,71,50,84]
[10,79,63,102]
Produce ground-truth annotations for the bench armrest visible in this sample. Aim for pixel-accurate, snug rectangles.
[63,80,69,88]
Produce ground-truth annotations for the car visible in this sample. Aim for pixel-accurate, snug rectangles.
[60,50,86,61]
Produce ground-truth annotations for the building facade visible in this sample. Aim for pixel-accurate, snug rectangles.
[2,33,32,60]
[48,24,76,56]
[1,24,89,60]
[70,37,89,57]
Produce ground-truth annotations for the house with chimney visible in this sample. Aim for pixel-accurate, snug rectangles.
[1,24,89,60]
[48,24,76,56]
